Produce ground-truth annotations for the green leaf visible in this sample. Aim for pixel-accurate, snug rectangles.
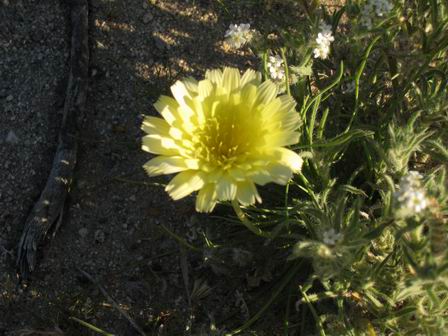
[290,64,313,77]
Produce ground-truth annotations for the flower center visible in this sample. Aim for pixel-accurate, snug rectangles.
[193,102,261,170]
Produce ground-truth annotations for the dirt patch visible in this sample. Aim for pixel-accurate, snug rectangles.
[0,0,299,334]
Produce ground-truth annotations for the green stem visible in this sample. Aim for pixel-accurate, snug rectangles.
[159,223,201,252]
[69,317,115,336]
[299,286,326,336]
[280,48,291,96]
[229,260,303,335]
[231,200,271,238]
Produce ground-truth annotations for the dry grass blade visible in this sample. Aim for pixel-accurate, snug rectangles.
[76,268,147,336]
[7,327,65,336]
[190,279,212,302]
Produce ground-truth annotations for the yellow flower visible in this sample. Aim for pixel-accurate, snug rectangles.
[142,67,303,212]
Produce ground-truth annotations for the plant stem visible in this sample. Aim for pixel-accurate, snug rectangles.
[281,47,291,96]
[231,200,272,238]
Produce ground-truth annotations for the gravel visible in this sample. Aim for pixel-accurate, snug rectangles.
[0,0,276,334]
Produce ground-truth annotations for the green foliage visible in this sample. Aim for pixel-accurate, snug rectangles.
[172,0,448,334]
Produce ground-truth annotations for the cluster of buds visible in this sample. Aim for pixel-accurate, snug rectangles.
[394,171,428,218]
[322,228,343,246]
[267,54,285,81]
[313,22,334,59]
[224,23,254,49]
[360,0,394,29]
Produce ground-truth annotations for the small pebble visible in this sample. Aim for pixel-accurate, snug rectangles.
[94,229,105,243]
[143,12,153,23]
[6,130,19,144]
[78,227,88,238]
[6,95,13,101]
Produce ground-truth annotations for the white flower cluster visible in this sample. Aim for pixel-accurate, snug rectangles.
[267,54,285,81]
[322,229,343,246]
[360,0,394,29]
[342,81,356,94]
[313,22,334,60]
[224,23,252,49]
[394,171,428,217]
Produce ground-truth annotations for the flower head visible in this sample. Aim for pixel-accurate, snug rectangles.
[267,55,285,81]
[142,67,303,212]
[322,229,343,246]
[225,23,253,49]
[360,0,393,29]
[313,22,334,60]
[394,171,428,217]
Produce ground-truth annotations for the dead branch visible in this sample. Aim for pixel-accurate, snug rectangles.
[16,0,89,278]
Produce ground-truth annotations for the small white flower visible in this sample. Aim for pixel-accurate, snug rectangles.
[400,171,423,188]
[267,54,285,81]
[394,171,428,217]
[374,0,393,16]
[360,0,393,29]
[225,23,252,49]
[322,229,343,246]
[313,22,334,60]
[319,22,333,39]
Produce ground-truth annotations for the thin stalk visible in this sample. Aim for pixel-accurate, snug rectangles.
[69,317,115,336]
[297,171,320,207]
[299,286,326,336]
[284,180,291,232]
[280,48,291,96]
[231,200,272,238]
[262,51,269,80]
[159,223,201,252]
[229,260,304,335]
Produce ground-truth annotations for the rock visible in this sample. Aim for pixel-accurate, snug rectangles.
[78,227,88,238]
[154,36,165,51]
[142,12,153,24]
[94,229,105,243]
[5,130,19,144]
[6,95,13,101]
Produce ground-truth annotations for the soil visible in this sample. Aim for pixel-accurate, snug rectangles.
[0,0,294,335]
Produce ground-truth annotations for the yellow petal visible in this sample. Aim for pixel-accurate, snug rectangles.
[256,80,278,104]
[236,180,261,205]
[198,79,214,98]
[265,130,300,147]
[260,98,282,121]
[250,162,293,185]
[142,134,180,155]
[169,127,184,140]
[241,69,261,87]
[154,96,181,125]
[265,163,293,184]
[277,95,300,130]
[205,69,223,85]
[228,167,248,182]
[222,67,241,93]
[274,148,303,172]
[141,116,170,136]
[195,183,217,212]
[143,156,199,176]
[241,84,258,110]
[216,175,237,201]
[165,171,205,200]
[183,77,199,93]
[171,80,193,103]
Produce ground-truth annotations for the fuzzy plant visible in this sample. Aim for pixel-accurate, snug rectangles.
[141,0,448,334]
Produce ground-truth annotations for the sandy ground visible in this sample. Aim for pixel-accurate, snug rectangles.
[0,0,286,335]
